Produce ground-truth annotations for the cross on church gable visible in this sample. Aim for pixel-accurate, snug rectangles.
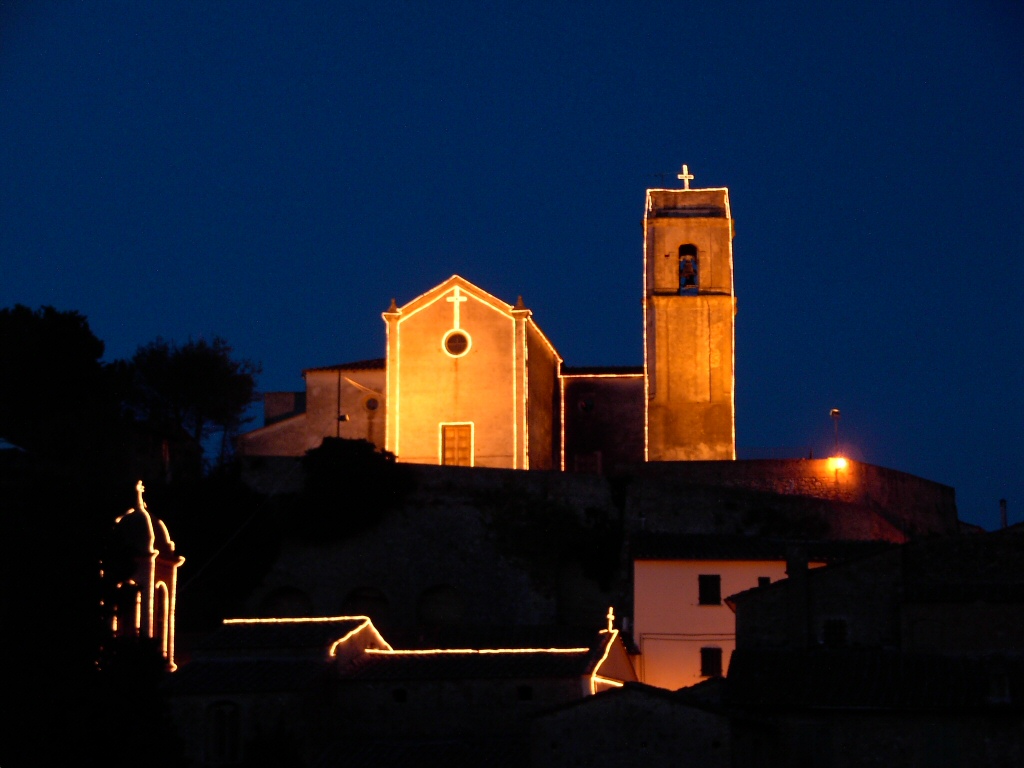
[393,277,522,328]
[446,286,468,330]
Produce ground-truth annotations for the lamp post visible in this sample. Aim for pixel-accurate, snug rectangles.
[830,408,841,456]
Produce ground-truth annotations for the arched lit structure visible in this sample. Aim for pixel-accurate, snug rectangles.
[108,481,185,670]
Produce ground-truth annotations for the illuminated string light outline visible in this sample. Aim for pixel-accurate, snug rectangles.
[363,639,624,696]
[219,616,393,658]
[588,629,620,694]
[642,185,734,461]
[643,191,651,461]
[156,581,170,657]
[135,590,142,635]
[560,374,565,471]
[224,615,379,624]
[366,647,589,656]
[441,328,473,359]
[513,317,518,468]
[328,618,393,656]
[391,277,512,461]
[559,372,643,470]
[167,552,182,670]
[224,616,627,693]
[112,483,184,667]
[385,275,561,470]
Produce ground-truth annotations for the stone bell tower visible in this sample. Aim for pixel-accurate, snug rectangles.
[644,166,736,461]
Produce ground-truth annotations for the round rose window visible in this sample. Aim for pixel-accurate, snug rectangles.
[445,331,470,356]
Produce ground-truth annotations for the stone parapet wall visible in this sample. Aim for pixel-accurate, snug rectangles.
[626,460,957,539]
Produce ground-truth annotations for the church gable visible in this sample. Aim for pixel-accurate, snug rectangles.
[385,276,525,468]
[396,274,515,321]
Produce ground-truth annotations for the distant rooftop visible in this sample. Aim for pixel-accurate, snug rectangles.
[304,358,385,373]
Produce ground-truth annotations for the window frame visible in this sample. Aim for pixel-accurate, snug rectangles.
[700,646,723,677]
[698,574,722,606]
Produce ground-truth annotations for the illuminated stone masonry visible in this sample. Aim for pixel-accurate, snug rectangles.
[239,179,737,471]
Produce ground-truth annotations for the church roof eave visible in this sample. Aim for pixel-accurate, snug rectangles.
[394,275,515,319]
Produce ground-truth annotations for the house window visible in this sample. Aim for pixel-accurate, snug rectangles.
[441,424,473,466]
[757,576,771,588]
[698,574,722,605]
[206,701,241,765]
[700,647,723,677]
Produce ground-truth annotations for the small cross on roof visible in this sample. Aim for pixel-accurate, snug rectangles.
[677,164,694,190]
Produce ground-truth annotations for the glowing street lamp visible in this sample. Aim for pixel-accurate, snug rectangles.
[830,408,841,456]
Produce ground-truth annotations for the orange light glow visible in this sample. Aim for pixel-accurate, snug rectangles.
[830,456,848,470]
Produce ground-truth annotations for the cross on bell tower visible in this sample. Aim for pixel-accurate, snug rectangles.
[644,169,736,461]
[677,164,694,190]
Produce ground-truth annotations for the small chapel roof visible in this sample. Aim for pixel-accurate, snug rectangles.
[343,631,617,682]
[112,481,177,558]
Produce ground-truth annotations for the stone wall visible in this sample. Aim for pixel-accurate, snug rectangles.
[624,460,957,540]
[237,457,958,639]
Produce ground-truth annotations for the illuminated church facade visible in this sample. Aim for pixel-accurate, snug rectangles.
[238,182,737,471]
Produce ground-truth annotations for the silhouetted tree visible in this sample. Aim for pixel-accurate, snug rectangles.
[126,336,260,469]
[0,304,117,457]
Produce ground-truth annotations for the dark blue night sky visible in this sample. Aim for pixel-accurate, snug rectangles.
[2,1,1021,528]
